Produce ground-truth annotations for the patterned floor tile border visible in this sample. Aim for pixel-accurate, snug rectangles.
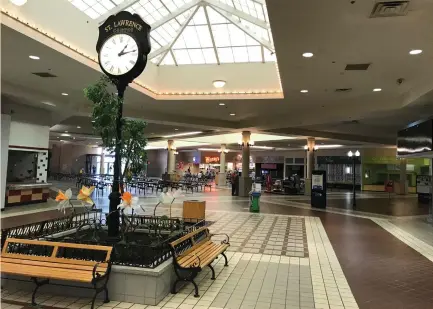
[372,218,433,262]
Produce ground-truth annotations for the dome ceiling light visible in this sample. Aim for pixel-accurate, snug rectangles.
[302,52,314,58]
[409,49,422,55]
[213,80,226,88]
[10,0,27,6]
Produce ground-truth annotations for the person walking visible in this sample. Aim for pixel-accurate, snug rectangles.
[231,171,237,196]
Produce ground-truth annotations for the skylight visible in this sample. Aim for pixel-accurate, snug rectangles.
[68,0,275,66]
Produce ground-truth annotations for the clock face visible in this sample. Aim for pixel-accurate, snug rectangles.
[100,34,139,76]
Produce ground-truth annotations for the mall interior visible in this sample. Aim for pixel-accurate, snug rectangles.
[1,0,433,309]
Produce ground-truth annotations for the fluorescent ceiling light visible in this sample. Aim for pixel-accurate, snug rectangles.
[41,101,56,107]
[77,126,81,129]
[300,89,308,93]
[175,128,179,131]
[373,88,382,92]
[29,55,39,60]
[302,52,313,58]
[162,131,202,138]
[62,93,68,96]
[198,148,221,151]
[315,144,343,149]
[230,113,236,116]
[10,0,27,6]
[61,133,71,137]
[251,146,273,149]
[213,80,226,88]
[219,103,225,106]
[409,49,422,55]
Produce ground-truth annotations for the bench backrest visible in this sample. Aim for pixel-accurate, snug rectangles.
[169,227,210,259]
[2,238,112,267]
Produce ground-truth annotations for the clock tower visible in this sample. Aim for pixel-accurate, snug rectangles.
[96,11,151,236]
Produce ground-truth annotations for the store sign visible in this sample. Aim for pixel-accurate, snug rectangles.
[261,163,277,169]
[205,156,219,164]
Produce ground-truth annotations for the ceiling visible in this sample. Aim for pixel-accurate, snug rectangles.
[1,0,433,150]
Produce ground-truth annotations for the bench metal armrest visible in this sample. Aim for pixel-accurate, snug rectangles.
[92,261,110,280]
[210,233,230,245]
[177,253,201,268]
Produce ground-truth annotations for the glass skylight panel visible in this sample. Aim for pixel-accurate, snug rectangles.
[217,48,234,63]
[264,48,276,62]
[69,0,120,19]
[190,7,207,25]
[202,48,218,64]
[207,6,227,24]
[173,49,192,64]
[232,46,248,62]
[247,46,262,62]
[161,51,176,65]
[188,49,206,64]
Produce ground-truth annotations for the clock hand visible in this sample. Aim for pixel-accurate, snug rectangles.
[118,49,137,56]
[117,44,128,56]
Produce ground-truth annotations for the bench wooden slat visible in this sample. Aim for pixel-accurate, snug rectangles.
[4,238,113,253]
[169,226,209,247]
[199,244,229,267]
[1,252,109,267]
[178,241,215,267]
[2,262,94,282]
[180,242,228,268]
[1,257,107,273]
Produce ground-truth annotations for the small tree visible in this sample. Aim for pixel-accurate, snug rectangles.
[84,76,147,236]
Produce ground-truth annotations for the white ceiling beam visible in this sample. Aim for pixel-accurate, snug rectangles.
[151,5,201,63]
[203,5,220,65]
[97,0,140,25]
[210,6,274,52]
[204,0,269,29]
[150,0,201,30]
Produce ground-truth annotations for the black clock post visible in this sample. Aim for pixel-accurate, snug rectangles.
[96,11,151,237]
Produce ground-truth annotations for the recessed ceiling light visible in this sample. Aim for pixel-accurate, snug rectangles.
[73,137,76,140]
[61,133,71,137]
[219,103,225,106]
[29,55,39,60]
[175,128,179,131]
[230,113,236,116]
[61,93,68,96]
[300,90,309,93]
[77,126,81,129]
[409,49,422,55]
[213,80,226,88]
[41,101,56,107]
[373,88,382,92]
[302,52,314,58]
[10,0,27,6]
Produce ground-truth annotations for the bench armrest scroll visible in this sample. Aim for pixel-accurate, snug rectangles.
[92,261,110,279]
[210,233,230,245]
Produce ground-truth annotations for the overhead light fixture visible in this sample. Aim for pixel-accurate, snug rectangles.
[409,49,422,55]
[230,113,236,116]
[219,103,225,106]
[300,90,308,93]
[315,144,343,149]
[175,128,179,131]
[251,146,273,150]
[198,148,220,152]
[61,93,68,96]
[61,133,71,137]
[29,55,40,60]
[77,126,81,129]
[91,120,95,123]
[373,88,382,92]
[65,131,68,133]
[162,131,202,138]
[41,101,56,107]
[213,80,226,88]
[10,0,27,5]
[302,52,314,58]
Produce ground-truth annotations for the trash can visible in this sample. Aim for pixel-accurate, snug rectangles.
[250,191,261,213]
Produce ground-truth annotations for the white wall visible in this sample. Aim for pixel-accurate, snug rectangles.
[9,121,50,150]
[1,114,12,210]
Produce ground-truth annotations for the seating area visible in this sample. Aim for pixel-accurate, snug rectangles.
[1,238,113,309]
[169,226,230,298]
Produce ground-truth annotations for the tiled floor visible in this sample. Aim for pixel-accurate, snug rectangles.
[2,182,433,309]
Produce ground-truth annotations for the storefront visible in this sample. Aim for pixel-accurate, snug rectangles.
[317,156,361,189]
[362,156,430,192]
[255,156,284,179]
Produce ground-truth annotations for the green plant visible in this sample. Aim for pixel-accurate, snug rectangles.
[84,76,148,180]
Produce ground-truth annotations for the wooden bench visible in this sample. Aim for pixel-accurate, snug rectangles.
[169,227,230,297]
[1,238,113,309]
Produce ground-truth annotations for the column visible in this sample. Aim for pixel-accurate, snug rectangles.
[1,114,11,210]
[304,137,315,195]
[239,131,252,197]
[217,144,227,186]
[398,158,408,195]
[100,152,105,175]
[167,140,176,174]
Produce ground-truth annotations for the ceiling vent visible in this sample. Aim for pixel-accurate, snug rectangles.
[345,63,370,71]
[32,72,57,78]
[335,88,352,93]
[370,1,410,18]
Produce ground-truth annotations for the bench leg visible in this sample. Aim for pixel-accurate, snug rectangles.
[208,264,216,280]
[222,253,229,266]
[31,277,49,306]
